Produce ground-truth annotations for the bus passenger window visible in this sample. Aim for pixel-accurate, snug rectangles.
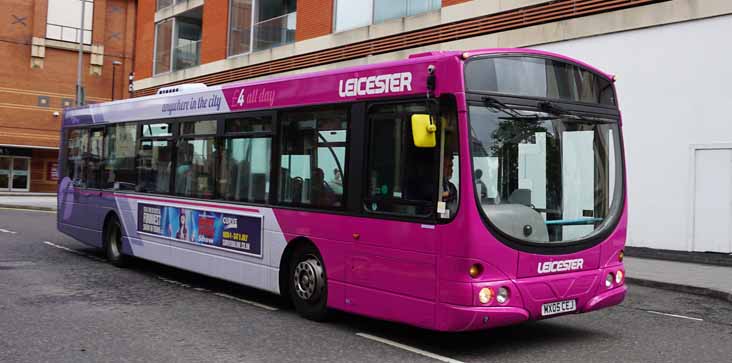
[279,106,349,208]
[364,102,437,217]
[103,124,137,190]
[85,129,104,188]
[175,138,217,198]
[219,115,273,203]
[65,129,88,187]
[219,138,271,203]
[137,123,173,194]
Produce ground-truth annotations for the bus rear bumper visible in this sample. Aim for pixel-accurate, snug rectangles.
[436,304,530,332]
[582,284,627,313]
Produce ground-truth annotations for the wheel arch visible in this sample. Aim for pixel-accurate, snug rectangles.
[278,236,319,298]
[102,210,122,240]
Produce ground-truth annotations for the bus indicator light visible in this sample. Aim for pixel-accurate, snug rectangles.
[618,250,624,262]
[469,263,483,278]
[479,287,494,304]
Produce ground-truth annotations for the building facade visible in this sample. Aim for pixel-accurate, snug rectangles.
[0,0,135,192]
[132,0,732,253]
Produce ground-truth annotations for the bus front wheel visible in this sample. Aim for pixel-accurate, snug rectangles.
[104,216,131,268]
[289,243,329,321]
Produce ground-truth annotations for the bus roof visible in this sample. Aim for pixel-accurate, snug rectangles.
[63,48,612,127]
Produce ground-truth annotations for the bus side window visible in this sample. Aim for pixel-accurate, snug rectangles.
[278,105,349,208]
[103,124,138,190]
[66,128,88,187]
[86,129,104,188]
[219,115,273,203]
[137,123,173,194]
[364,102,436,217]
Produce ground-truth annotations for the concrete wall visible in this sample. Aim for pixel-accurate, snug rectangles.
[535,15,732,252]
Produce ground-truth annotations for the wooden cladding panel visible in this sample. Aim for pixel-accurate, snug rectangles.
[136,0,670,97]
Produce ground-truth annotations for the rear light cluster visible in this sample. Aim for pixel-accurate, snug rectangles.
[478,286,510,305]
[605,269,624,289]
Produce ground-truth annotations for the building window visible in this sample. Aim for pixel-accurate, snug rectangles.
[228,0,297,57]
[157,0,173,11]
[154,7,202,75]
[154,19,173,74]
[335,0,440,32]
[46,0,94,44]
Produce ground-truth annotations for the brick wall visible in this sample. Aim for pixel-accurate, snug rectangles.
[201,0,229,64]
[0,0,135,154]
[296,0,334,41]
[134,0,155,80]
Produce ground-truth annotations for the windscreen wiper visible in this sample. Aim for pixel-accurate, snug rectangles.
[482,96,556,122]
[538,101,615,124]
[482,96,523,118]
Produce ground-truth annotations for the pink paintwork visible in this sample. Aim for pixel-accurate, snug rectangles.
[268,48,626,331]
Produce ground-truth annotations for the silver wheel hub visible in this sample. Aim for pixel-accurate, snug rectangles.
[293,257,324,301]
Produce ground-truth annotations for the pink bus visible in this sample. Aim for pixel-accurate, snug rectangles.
[58,48,627,331]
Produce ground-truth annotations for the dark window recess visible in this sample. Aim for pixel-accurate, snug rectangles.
[103,124,138,190]
[279,105,349,208]
[465,56,616,106]
[181,120,217,135]
[364,102,437,217]
[225,115,273,133]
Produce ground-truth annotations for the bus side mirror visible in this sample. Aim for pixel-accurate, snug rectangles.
[411,114,437,148]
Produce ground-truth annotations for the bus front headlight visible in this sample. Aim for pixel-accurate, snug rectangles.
[479,287,494,304]
[496,287,509,304]
[605,273,614,288]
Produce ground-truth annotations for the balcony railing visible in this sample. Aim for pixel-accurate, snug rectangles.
[173,40,201,71]
[252,12,297,52]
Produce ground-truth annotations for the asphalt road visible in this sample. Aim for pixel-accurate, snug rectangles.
[1,208,731,363]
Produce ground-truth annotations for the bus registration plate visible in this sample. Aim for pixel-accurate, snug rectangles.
[541,299,576,316]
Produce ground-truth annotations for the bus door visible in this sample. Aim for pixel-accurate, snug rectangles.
[60,128,87,231]
[346,101,442,327]
[80,127,109,232]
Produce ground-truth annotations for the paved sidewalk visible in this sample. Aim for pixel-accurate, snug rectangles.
[0,196,57,211]
[625,256,732,302]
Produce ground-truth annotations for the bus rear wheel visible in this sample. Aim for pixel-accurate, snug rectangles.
[104,216,131,268]
[289,244,329,321]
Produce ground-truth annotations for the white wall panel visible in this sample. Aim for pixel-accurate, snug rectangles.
[536,15,732,252]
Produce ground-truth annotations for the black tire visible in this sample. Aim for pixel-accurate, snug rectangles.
[104,216,131,267]
[288,243,329,321]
